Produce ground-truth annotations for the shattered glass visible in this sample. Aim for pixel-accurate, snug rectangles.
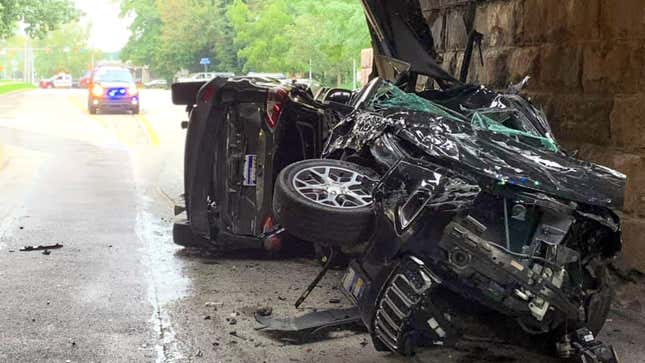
[324,80,625,210]
[366,82,558,152]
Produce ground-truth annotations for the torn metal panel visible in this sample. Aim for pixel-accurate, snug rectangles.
[255,307,360,332]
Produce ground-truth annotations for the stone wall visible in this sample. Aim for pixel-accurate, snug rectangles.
[420,0,645,271]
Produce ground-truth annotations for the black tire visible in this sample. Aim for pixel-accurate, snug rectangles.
[132,105,140,114]
[89,105,97,114]
[273,159,378,246]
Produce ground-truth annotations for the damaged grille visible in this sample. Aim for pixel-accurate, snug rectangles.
[374,257,439,352]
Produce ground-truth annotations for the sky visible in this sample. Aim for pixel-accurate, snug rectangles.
[75,0,131,53]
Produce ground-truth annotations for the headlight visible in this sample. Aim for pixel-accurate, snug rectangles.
[128,86,138,96]
[91,84,104,97]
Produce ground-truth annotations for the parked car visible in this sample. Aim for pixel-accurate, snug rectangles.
[176,72,234,83]
[39,73,73,89]
[79,72,91,88]
[87,66,139,114]
[144,79,168,88]
[171,1,623,361]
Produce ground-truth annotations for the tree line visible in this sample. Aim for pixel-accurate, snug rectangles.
[119,0,371,87]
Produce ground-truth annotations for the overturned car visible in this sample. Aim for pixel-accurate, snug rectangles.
[172,1,624,361]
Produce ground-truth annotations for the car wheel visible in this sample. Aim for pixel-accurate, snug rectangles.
[132,105,140,114]
[89,105,97,115]
[273,159,378,247]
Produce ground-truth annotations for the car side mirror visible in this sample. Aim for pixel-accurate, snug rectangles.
[181,121,189,129]
[326,91,352,104]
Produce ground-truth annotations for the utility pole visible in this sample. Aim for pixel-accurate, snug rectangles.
[23,39,28,83]
[352,59,357,89]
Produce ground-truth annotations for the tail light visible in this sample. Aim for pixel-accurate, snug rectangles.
[265,87,288,129]
[262,216,282,251]
[91,84,104,97]
[200,84,215,103]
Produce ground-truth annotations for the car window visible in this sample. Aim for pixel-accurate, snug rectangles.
[94,69,134,83]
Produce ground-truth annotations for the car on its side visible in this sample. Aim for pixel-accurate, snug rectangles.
[87,66,140,115]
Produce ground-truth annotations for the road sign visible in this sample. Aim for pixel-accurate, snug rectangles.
[200,58,211,65]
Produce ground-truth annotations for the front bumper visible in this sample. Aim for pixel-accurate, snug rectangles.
[90,96,139,109]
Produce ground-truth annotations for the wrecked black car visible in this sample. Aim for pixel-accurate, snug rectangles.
[172,0,624,361]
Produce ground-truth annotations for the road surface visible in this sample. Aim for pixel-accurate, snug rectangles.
[0,89,642,362]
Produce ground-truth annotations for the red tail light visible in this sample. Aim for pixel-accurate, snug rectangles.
[262,216,282,251]
[265,87,288,129]
[200,84,215,103]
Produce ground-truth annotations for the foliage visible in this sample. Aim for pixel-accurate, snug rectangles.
[0,82,35,94]
[120,0,240,81]
[227,0,370,86]
[31,22,102,79]
[120,0,371,86]
[0,0,79,39]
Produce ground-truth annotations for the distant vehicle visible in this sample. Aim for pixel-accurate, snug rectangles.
[79,72,91,88]
[177,72,235,83]
[87,66,139,115]
[39,73,72,89]
[144,79,168,88]
[246,72,287,80]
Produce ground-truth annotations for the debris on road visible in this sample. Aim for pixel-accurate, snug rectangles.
[42,250,51,255]
[256,306,273,317]
[328,298,341,304]
[229,331,247,341]
[205,301,223,309]
[226,317,237,325]
[20,243,63,252]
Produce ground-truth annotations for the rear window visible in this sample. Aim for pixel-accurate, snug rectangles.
[94,68,134,83]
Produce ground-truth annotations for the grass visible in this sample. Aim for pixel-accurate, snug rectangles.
[0,82,36,95]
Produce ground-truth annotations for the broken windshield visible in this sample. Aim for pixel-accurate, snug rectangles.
[365,82,558,152]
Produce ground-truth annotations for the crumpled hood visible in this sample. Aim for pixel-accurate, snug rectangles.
[325,109,626,210]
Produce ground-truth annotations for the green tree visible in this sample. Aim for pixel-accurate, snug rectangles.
[120,0,240,80]
[0,0,79,39]
[227,0,370,86]
[32,22,102,79]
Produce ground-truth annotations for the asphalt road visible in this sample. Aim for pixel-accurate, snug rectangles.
[0,89,643,363]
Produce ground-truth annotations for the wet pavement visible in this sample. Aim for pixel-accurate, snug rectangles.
[0,89,643,362]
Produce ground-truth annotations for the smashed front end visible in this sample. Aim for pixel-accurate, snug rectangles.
[327,80,624,361]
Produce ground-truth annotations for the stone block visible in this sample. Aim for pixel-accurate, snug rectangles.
[577,145,645,217]
[518,0,601,44]
[599,0,645,40]
[360,48,373,69]
[445,9,468,50]
[546,93,613,145]
[473,0,520,47]
[610,93,645,151]
[507,46,540,86]
[583,41,643,94]
[467,48,511,88]
[619,217,645,272]
[537,43,582,91]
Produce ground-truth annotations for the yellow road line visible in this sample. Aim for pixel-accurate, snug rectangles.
[134,113,160,147]
[67,94,160,147]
